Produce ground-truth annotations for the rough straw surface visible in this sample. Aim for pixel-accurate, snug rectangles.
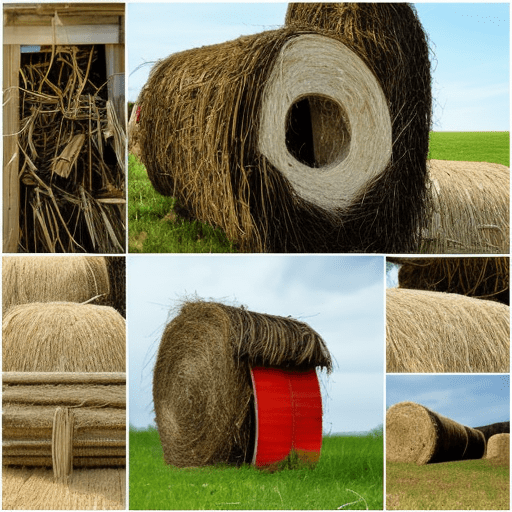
[422,160,510,254]
[140,2,431,252]
[389,257,509,305]
[386,401,485,465]
[2,302,125,372]
[153,300,331,467]
[285,3,432,253]
[386,288,509,373]
[2,256,110,314]
[485,434,509,464]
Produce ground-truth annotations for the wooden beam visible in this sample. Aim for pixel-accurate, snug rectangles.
[4,24,120,45]
[3,44,20,253]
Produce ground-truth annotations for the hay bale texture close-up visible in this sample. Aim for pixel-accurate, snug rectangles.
[138,3,432,252]
[389,257,509,305]
[2,256,109,314]
[421,160,510,254]
[3,302,125,372]
[386,401,486,465]
[386,288,509,373]
[153,300,332,468]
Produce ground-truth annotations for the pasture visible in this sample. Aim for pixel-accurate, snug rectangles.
[387,459,509,510]
[129,427,383,509]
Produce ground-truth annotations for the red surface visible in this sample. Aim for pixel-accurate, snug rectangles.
[250,367,322,468]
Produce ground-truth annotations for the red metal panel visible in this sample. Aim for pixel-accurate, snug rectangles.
[250,367,322,468]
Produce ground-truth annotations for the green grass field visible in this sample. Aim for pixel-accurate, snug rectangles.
[129,427,383,510]
[128,131,509,253]
[387,460,509,510]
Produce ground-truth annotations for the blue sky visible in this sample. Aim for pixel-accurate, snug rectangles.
[127,2,509,131]
[127,254,385,434]
[387,375,510,428]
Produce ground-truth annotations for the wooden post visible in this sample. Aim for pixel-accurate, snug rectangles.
[3,44,20,253]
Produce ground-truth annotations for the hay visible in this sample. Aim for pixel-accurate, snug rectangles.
[421,160,510,253]
[140,2,431,253]
[153,300,331,467]
[386,401,486,465]
[103,256,126,318]
[2,256,110,314]
[474,421,510,442]
[284,3,432,252]
[2,302,125,372]
[52,408,74,483]
[17,45,125,253]
[485,434,509,464]
[389,257,509,305]
[386,288,509,373]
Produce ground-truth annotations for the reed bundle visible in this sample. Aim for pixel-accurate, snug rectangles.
[386,401,486,465]
[52,408,74,482]
[139,3,431,252]
[153,300,331,467]
[421,160,510,253]
[2,302,126,372]
[17,45,125,253]
[386,288,509,373]
[2,255,110,314]
[388,257,509,305]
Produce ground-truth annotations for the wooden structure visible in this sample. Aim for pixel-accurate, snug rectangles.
[3,3,125,253]
[3,372,126,481]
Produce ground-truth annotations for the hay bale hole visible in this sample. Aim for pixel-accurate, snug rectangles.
[2,301,126,482]
[153,300,332,468]
[386,402,485,465]
[139,3,431,252]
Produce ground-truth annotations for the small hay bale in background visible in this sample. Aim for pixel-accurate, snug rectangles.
[386,288,509,373]
[474,421,510,442]
[422,160,510,254]
[153,300,332,467]
[2,256,110,314]
[388,257,509,305]
[485,434,509,464]
[2,302,126,372]
[140,2,432,253]
[386,401,485,465]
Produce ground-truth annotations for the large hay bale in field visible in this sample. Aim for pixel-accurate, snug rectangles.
[485,434,509,464]
[386,401,486,465]
[474,421,510,442]
[421,160,510,254]
[386,288,509,373]
[2,302,125,372]
[139,3,431,253]
[153,300,332,467]
[2,256,110,314]
[388,257,509,305]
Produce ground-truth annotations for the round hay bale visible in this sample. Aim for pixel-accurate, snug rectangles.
[485,433,509,464]
[389,257,509,305]
[421,160,510,254]
[153,300,331,468]
[139,4,431,253]
[285,3,432,253]
[2,302,125,372]
[386,401,486,465]
[2,256,110,314]
[386,288,510,373]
